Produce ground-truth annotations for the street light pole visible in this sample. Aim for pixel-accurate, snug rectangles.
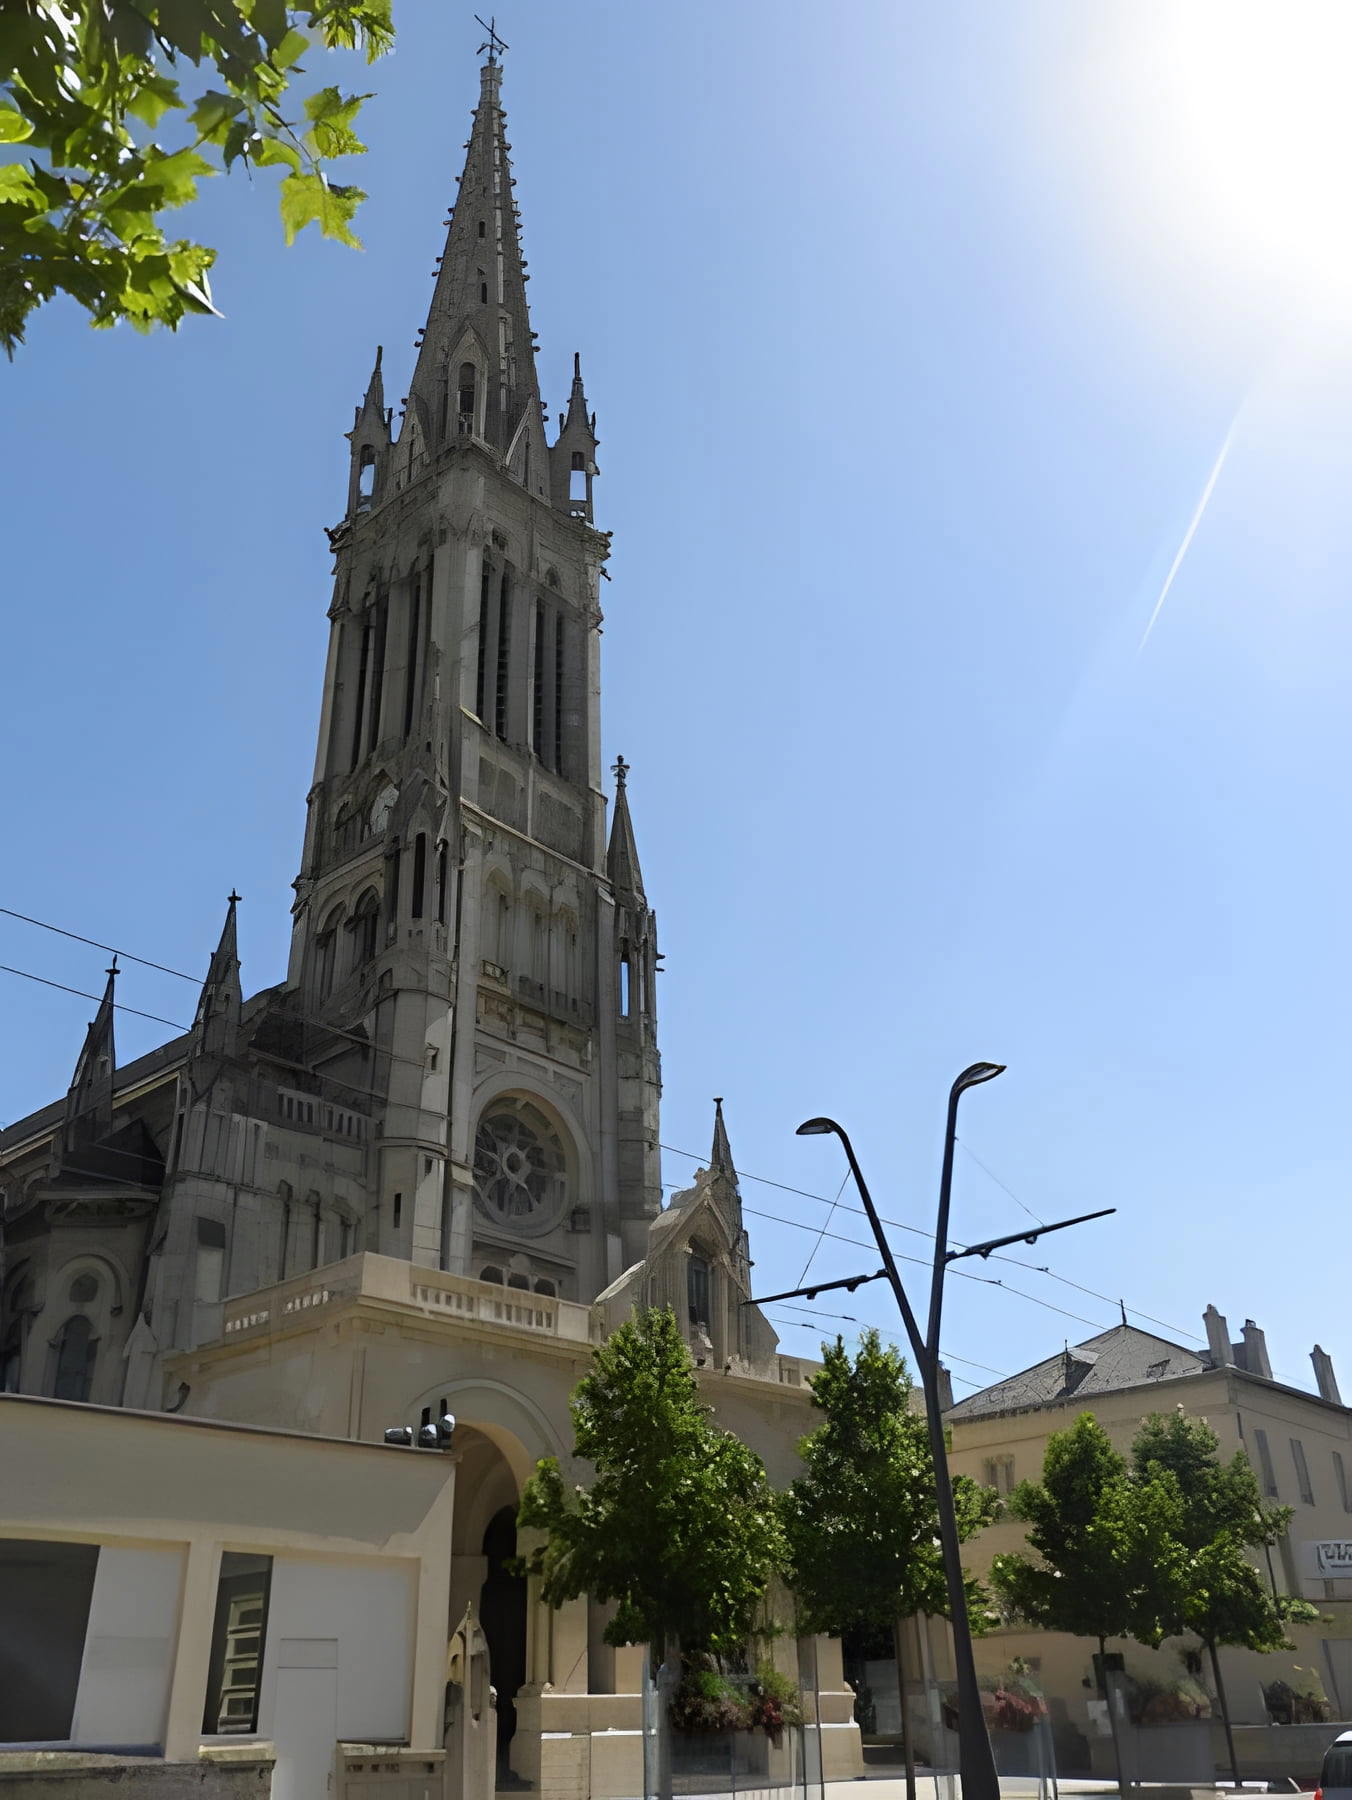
[921,1063,1006,1800]
[791,1076,1114,1800]
[797,1064,1004,1800]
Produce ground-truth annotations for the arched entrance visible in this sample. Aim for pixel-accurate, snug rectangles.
[479,1506,528,1778]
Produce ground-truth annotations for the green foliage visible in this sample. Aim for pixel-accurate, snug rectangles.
[991,1412,1182,1647]
[0,0,392,350]
[1128,1410,1318,1658]
[517,1308,785,1661]
[667,1663,803,1741]
[1124,1670,1212,1724]
[778,1330,1000,1639]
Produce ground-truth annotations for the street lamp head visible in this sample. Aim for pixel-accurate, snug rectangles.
[795,1117,840,1138]
[954,1062,1005,1094]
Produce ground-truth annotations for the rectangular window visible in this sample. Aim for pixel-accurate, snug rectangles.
[494,569,512,739]
[1254,1428,1279,1496]
[0,1539,99,1743]
[402,573,422,737]
[412,833,427,919]
[475,556,492,721]
[1291,1438,1316,1505]
[532,597,545,759]
[553,613,565,774]
[436,841,448,924]
[195,1216,227,1304]
[202,1553,272,1736]
[349,620,371,771]
[1335,1450,1351,1513]
[366,597,388,754]
[982,1455,1016,1496]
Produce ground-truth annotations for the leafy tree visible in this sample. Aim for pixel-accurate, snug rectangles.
[1130,1410,1320,1785]
[779,1330,999,1800]
[991,1413,1182,1797]
[0,0,393,352]
[517,1307,784,1665]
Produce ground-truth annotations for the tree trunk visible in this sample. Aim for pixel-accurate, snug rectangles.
[1099,1636,1130,1800]
[1208,1639,1241,1788]
[894,1617,917,1800]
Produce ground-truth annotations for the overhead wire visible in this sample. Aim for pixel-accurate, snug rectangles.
[1,901,1304,1386]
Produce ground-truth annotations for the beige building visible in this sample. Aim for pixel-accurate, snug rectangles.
[0,1393,461,1798]
[945,1304,1352,1770]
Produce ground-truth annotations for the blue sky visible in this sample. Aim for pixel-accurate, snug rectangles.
[5,1,1352,1402]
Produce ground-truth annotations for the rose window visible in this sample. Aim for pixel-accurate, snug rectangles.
[473,1101,567,1228]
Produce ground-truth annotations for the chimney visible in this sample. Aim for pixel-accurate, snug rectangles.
[1241,1319,1273,1381]
[1203,1304,1232,1369]
[937,1363,955,1412]
[1311,1345,1343,1406]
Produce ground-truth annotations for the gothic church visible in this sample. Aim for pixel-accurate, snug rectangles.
[0,51,861,1794]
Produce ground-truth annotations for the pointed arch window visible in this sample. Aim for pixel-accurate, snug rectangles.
[316,906,343,998]
[352,889,381,968]
[356,445,376,510]
[52,1314,97,1402]
[569,451,587,503]
[458,362,478,434]
[687,1252,711,1332]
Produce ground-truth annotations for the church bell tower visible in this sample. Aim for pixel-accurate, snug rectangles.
[286,49,662,1302]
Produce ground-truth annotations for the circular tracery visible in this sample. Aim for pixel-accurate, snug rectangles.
[473,1100,567,1230]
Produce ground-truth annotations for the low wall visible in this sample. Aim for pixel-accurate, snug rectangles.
[1086,1717,1352,1784]
[0,1753,273,1796]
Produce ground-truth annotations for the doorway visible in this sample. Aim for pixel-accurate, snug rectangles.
[479,1507,527,1780]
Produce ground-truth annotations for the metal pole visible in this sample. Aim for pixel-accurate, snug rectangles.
[799,1085,1002,1800]
[923,1073,1001,1800]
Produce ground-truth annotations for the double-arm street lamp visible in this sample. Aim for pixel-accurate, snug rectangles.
[748,1064,1114,1800]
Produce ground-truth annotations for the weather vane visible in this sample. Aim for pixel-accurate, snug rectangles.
[475,14,509,63]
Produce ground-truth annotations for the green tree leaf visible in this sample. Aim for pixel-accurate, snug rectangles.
[0,105,35,144]
[0,0,390,351]
[780,1330,999,1640]
[518,1308,785,1661]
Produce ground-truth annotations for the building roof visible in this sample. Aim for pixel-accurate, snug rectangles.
[946,1322,1210,1422]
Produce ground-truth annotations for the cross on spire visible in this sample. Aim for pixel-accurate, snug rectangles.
[612,754,629,790]
[475,14,509,63]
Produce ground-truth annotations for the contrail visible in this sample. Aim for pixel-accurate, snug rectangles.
[1138,419,1237,652]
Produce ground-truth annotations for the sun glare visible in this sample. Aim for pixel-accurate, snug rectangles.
[1158,2,1352,299]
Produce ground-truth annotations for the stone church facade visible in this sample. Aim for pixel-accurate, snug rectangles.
[0,51,862,1796]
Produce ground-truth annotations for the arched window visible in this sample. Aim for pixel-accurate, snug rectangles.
[506,1271,530,1290]
[488,883,513,970]
[458,362,477,432]
[569,450,587,503]
[52,1315,97,1402]
[533,1277,557,1298]
[316,906,343,998]
[351,889,380,968]
[357,445,376,509]
[479,1265,504,1285]
[69,1272,98,1305]
[687,1252,711,1331]
[473,1098,568,1229]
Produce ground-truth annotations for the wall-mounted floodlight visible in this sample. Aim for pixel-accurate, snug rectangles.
[384,1395,456,1451]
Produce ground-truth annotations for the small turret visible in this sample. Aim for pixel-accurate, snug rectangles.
[550,352,599,521]
[60,961,117,1164]
[191,892,243,1062]
[346,345,391,516]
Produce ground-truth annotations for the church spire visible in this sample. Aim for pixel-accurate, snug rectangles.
[409,51,548,485]
[192,892,243,1060]
[62,960,117,1155]
[710,1097,739,1192]
[606,755,645,902]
